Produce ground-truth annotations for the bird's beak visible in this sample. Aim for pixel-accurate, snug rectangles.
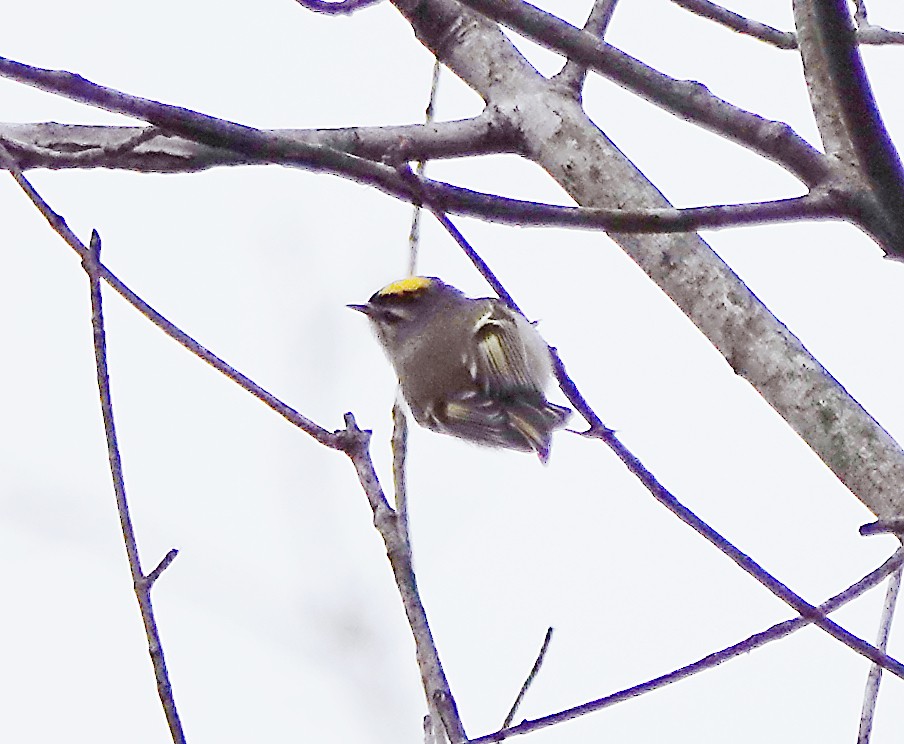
[347,303,371,315]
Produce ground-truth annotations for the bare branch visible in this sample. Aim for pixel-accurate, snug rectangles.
[391,401,412,549]
[1,127,843,233]
[294,0,382,14]
[407,57,443,275]
[389,403,451,736]
[0,115,510,173]
[0,56,519,195]
[672,0,797,48]
[673,0,904,48]
[852,0,904,44]
[5,4,904,534]
[793,0,904,249]
[422,182,840,234]
[554,0,622,94]
[858,567,903,743]
[397,162,520,312]
[83,227,186,743]
[439,0,829,187]
[602,429,904,676]
[857,25,904,44]
[337,415,468,743]
[474,548,904,743]
[0,57,854,237]
[145,549,180,587]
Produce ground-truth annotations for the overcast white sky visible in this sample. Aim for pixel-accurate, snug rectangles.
[2,1,904,742]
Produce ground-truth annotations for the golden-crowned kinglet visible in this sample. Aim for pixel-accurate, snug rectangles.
[349,276,571,463]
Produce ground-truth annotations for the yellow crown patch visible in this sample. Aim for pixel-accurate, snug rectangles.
[377,276,435,297]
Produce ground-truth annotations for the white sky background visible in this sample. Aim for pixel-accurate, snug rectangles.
[2,0,904,742]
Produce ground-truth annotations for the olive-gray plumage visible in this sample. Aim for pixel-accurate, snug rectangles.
[350,277,570,462]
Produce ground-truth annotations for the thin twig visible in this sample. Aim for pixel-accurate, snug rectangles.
[146,549,180,586]
[503,627,554,728]
[407,57,442,276]
[83,228,186,744]
[858,566,903,743]
[392,400,412,550]
[474,548,904,743]
[338,415,468,743]
[397,164,520,311]
[555,0,621,93]
[397,60,463,740]
[601,429,904,677]
[671,0,797,48]
[673,0,904,48]
[390,406,446,741]
[0,139,338,448]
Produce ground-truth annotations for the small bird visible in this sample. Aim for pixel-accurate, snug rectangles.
[349,276,571,463]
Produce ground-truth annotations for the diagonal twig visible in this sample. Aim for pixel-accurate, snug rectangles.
[0,138,338,448]
[477,547,904,743]
[672,0,797,48]
[503,627,554,728]
[858,566,903,743]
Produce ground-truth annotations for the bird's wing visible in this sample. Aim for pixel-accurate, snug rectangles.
[469,304,540,394]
